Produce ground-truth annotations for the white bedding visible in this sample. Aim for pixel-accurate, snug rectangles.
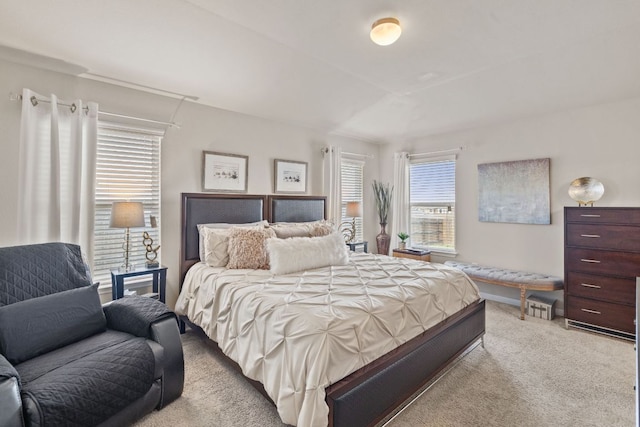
[175,253,480,427]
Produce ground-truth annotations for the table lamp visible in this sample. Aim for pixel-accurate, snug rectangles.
[110,201,145,271]
[341,201,362,243]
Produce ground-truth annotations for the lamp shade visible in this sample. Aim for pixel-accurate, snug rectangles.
[370,17,402,46]
[346,201,362,217]
[110,202,145,228]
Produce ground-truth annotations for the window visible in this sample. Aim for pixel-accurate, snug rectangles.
[341,158,364,243]
[409,157,456,253]
[93,121,162,285]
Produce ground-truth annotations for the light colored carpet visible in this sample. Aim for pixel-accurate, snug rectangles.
[135,301,635,426]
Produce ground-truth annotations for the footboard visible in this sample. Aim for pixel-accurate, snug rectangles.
[326,299,486,427]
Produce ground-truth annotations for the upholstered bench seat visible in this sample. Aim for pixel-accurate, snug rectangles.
[444,261,563,320]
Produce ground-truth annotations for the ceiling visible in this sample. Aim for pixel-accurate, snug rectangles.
[2,0,640,143]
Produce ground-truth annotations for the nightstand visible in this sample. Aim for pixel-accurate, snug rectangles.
[392,248,431,262]
[347,241,368,253]
[110,265,167,303]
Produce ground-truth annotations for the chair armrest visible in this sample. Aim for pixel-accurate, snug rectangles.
[0,355,23,427]
[103,296,175,338]
[103,297,184,407]
[150,317,184,407]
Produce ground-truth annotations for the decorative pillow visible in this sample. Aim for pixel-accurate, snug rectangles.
[267,232,349,275]
[309,222,334,237]
[270,224,312,239]
[269,220,333,239]
[201,227,231,267]
[271,220,327,227]
[0,284,106,364]
[227,226,277,270]
[198,220,267,261]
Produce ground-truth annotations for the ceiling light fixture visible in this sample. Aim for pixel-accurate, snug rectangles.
[370,17,402,46]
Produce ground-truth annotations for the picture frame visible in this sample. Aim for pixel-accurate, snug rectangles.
[202,151,248,193]
[274,159,308,194]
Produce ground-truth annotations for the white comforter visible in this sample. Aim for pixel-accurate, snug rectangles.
[175,253,480,427]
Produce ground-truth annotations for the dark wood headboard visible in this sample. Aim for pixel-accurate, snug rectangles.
[179,193,326,287]
[267,195,327,223]
[180,193,267,284]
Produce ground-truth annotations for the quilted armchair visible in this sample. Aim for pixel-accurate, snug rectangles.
[0,242,184,426]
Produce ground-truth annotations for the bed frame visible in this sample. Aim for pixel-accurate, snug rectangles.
[179,192,486,427]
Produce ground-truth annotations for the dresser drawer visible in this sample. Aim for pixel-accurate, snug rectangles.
[566,295,635,334]
[566,272,635,305]
[565,207,640,225]
[565,247,640,277]
[566,223,640,251]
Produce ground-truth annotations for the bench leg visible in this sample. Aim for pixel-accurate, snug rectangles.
[519,286,526,320]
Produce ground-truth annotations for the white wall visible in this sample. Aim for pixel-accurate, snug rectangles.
[379,97,640,312]
[0,59,380,307]
[6,56,638,314]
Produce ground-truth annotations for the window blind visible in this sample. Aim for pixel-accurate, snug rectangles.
[93,121,162,285]
[341,159,364,242]
[409,159,456,252]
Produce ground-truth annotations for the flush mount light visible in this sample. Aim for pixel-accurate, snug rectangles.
[370,17,402,46]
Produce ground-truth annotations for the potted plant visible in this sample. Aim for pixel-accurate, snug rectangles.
[397,232,409,250]
[372,180,393,255]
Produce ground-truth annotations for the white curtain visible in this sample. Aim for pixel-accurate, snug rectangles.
[322,146,342,224]
[391,152,410,249]
[17,88,98,262]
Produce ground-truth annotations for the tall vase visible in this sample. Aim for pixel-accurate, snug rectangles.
[376,223,391,255]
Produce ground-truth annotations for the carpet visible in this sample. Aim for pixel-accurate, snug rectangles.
[135,301,634,426]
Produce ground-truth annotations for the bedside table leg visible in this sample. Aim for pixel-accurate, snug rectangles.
[115,278,124,300]
[158,269,167,303]
[519,286,526,320]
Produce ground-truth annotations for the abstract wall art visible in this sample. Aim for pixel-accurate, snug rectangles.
[478,158,550,224]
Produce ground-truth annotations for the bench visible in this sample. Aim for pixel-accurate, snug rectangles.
[444,261,564,320]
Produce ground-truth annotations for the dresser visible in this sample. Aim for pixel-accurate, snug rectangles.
[564,207,640,340]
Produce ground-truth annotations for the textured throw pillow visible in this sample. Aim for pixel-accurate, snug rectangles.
[0,284,106,364]
[270,224,312,239]
[198,220,267,261]
[267,232,349,275]
[227,226,277,270]
[269,220,333,239]
[309,222,334,237]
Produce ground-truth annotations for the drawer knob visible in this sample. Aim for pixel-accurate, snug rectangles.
[580,283,601,289]
[580,214,601,218]
[580,234,601,238]
[580,258,601,263]
[580,308,601,315]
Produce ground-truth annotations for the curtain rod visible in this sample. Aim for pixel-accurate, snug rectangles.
[10,92,180,129]
[408,146,463,158]
[320,147,374,159]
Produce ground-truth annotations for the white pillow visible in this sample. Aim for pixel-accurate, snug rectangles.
[197,220,267,261]
[267,232,349,275]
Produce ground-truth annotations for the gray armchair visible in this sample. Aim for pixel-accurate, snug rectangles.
[0,242,184,426]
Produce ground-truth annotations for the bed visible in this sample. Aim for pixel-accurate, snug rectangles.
[176,192,485,427]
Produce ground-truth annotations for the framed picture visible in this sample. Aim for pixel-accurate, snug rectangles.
[202,151,248,193]
[274,159,308,193]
